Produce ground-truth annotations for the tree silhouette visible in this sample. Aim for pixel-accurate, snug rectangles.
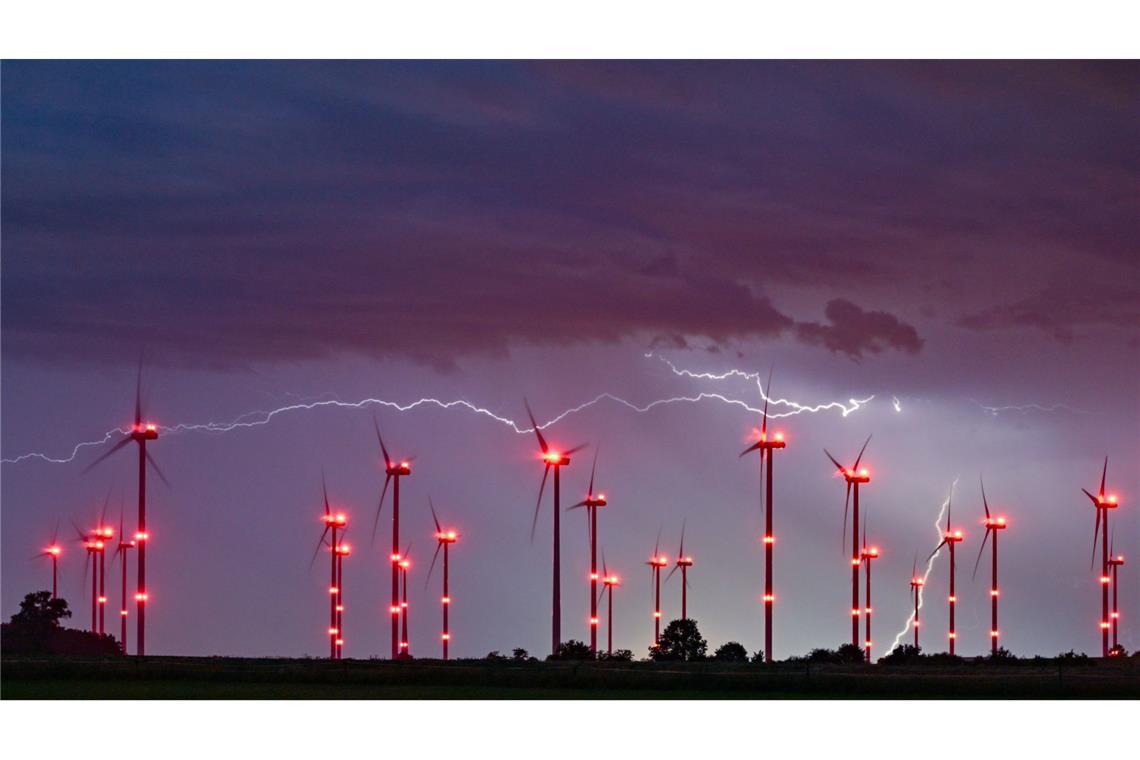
[713,641,748,662]
[549,639,593,661]
[649,618,707,661]
[10,591,71,629]
[880,643,922,664]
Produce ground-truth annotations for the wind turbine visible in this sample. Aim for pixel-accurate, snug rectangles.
[926,485,964,655]
[598,553,620,656]
[666,522,694,620]
[823,435,872,649]
[112,506,137,654]
[1081,456,1120,657]
[426,497,459,660]
[909,555,924,649]
[860,520,880,662]
[569,448,606,656]
[1108,531,1125,655]
[972,478,1008,654]
[312,474,347,659]
[82,362,168,655]
[646,529,668,645]
[35,521,62,599]
[335,535,351,659]
[371,416,413,660]
[399,543,412,658]
[739,368,786,663]
[525,399,587,656]
[72,520,103,633]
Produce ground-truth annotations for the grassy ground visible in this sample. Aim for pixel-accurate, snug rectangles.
[4,655,1138,699]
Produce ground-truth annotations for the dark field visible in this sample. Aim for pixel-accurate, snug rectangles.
[4,655,1139,699]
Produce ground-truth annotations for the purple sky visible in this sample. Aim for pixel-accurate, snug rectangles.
[2,60,1137,659]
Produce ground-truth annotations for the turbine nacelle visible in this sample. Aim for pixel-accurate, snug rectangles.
[1109,555,1125,567]
[984,516,1009,530]
[647,555,668,568]
[46,546,62,557]
[945,530,964,543]
[861,546,880,559]
[437,529,459,544]
[582,494,607,508]
[676,557,694,568]
[336,544,352,557]
[385,460,412,476]
[322,512,348,528]
[131,423,159,441]
[910,578,925,587]
[543,451,571,466]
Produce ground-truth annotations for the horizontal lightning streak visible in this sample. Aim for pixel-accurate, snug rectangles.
[888,477,958,654]
[968,398,1088,416]
[2,355,870,465]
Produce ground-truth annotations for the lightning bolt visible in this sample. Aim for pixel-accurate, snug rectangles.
[2,354,873,465]
[887,476,958,655]
[892,396,902,413]
[968,398,1088,416]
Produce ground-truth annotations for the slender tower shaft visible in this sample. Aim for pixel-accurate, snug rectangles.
[764,452,774,663]
[442,543,450,660]
[90,552,97,632]
[99,550,106,634]
[851,484,860,649]
[864,558,872,662]
[1101,509,1110,657]
[137,439,147,657]
[654,567,661,644]
[681,566,688,620]
[607,584,614,655]
[401,564,409,656]
[589,505,597,656]
[1111,563,1119,650]
[913,586,920,649]
[391,475,400,659]
[329,525,338,659]
[991,531,999,654]
[52,557,58,600]
[337,552,344,660]
[121,548,129,654]
[552,464,561,656]
[948,543,957,655]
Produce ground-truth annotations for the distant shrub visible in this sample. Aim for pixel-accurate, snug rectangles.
[713,642,749,662]
[879,644,922,665]
[648,619,707,662]
[598,649,634,662]
[548,639,593,661]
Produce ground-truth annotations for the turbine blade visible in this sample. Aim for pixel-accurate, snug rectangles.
[823,448,844,473]
[134,358,144,427]
[146,451,171,488]
[1091,508,1102,571]
[564,443,589,457]
[925,539,948,564]
[980,476,990,519]
[653,525,662,558]
[678,519,686,558]
[425,541,443,589]
[760,365,773,438]
[50,518,60,546]
[523,398,549,454]
[373,415,391,467]
[739,441,763,458]
[853,434,872,471]
[100,484,113,526]
[842,482,851,556]
[1081,488,1100,507]
[972,529,991,581]
[322,470,331,516]
[946,485,953,533]
[370,474,392,548]
[602,550,608,579]
[308,525,330,570]
[912,552,917,580]
[530,464,550,543]
[587,447,598,497]
[429,496,442,534]
[665,564,679,583]
[81,436,132,475]
[1100,456,1108,497]
[71,518,88,544]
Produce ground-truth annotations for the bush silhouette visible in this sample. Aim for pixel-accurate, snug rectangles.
[713,641,748,662]
[649,619,707,662]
